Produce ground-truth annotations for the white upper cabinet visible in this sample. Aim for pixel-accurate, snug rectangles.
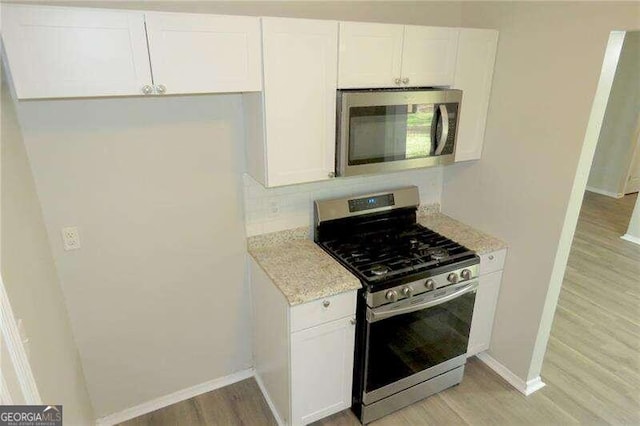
[257,17,338,187]
[401,26,459,87]
[1,4,152,99]
[453,29,499,162]
[1,5,262,98]
[338,22,404,89]
[338,22,459,89]
[144,12,261,94]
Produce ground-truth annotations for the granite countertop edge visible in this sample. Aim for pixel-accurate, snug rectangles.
[248,232,361,306]
[247,204,507,306]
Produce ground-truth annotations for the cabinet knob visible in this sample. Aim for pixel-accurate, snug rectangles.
[394,78,402,85]
[155,84,167,95]
[141,85,153,95]
[402,78,410,85]
[350,317,356,325]
[328,171,335,178]
[322,300,330,308]
[488,255,495,260]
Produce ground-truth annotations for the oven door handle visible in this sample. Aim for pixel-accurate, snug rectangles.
[367,281,478,323]
[434,104,449,155]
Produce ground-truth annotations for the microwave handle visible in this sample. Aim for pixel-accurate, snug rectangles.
[434,104,450,155]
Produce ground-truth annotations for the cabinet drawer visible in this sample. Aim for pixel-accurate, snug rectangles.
[479,248,507,275]
[290,291,357,333]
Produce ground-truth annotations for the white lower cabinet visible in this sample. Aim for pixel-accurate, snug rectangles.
[467,249,506,356]
[250,257,357,425]
[291,316,355,425]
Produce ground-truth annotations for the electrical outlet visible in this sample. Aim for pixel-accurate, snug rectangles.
[61,226,81,251]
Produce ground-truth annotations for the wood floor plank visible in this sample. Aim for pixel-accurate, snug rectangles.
[119,192,640,426]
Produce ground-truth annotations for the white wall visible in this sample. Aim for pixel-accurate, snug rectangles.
[443,2,640,383]
[14,94,251,417]
[1,77,94,423]
[588,31,640,197]
[244,168,443,236]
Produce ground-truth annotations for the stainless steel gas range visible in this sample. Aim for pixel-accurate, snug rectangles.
[314,186,480,424]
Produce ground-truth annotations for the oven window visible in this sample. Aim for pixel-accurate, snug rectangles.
[348,104,434,165]
[365,291,475,394]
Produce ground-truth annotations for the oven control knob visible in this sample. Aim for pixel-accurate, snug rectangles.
[447,273,459,283]
[461,269,472,280]
[401,286,413,297]
[385,290,398,302]
[425,279,435,290]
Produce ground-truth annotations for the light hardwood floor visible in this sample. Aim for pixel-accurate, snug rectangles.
[119,191,639,426]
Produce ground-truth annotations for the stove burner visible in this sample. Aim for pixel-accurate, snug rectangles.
[427,247,449,261]
[370,265,391,276]
[319,223,477,285]
[409,238,419,249]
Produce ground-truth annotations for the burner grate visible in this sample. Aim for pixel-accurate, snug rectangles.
[321,223,476,284]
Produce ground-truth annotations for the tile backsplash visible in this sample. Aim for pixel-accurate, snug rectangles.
[243,168,443,236]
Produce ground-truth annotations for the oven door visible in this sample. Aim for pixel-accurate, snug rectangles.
[362,280,477,404]
[336,89,461,177]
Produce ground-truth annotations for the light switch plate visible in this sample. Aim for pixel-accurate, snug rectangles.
[61,226,81,251]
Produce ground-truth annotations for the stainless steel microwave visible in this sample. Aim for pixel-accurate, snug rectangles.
[336,88,462,177]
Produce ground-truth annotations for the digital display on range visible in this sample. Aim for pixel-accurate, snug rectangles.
[348,194,395,212]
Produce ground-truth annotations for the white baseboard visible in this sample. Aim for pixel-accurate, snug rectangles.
[621,234,640,245]
[95,368,255,426]
[254,373,285,426]
[585,186,624,198]
[476,352,545,396]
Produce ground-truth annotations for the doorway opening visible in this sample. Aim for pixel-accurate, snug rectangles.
[531,29,640,423]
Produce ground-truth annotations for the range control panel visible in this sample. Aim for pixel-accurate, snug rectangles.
[348,194,395,213]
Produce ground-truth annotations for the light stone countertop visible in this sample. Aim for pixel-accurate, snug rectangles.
[247,205,506,306]
[248,229,361,306]
[418,212,507,254]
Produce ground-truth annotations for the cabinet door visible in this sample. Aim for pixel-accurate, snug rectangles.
[1,4,152,99]
[401,26,459,87]
[338,22,404,89]
[291,316,356,425]
[144,12,261,94]
[262,18,338,187]
[468,270,503,356]
[453,29,498,162]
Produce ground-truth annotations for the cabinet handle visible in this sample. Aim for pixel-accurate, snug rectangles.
[141,85,153,95]
[402,78,410,85]
[328,172,335,178]
[488,255,495,260]
[322,300,330,308]
[350,317,356,325]
[155,84,167,95]
[394,78,402,85]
